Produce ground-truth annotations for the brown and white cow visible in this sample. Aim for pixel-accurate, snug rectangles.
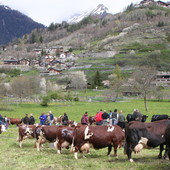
[0,124,6,134]
[72,125,125,159]
[125,119,170,162]
[8,118,22,125]
[18,124,36,147]
[35,125,59,151]
[55,126,75,154]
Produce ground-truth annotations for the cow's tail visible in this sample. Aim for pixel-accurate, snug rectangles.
[70,136,75,152]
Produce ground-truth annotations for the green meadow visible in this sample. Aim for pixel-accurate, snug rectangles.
[0,99,170,170]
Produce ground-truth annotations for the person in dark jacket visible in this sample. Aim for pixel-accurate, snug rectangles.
[22,114,30,124]
[29,113,35,125]
[62,113,69,126]
[102,110,109,125]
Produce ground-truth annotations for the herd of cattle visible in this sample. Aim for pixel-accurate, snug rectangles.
[0,114,170,162]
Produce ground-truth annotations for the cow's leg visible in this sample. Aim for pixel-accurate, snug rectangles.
[74,147,79,159]
[113,144,118,157]
[107,145,112,157]
[56,141,61,154]
[18,135,23,148]
[158,144,164,159]
[126,144,133,162]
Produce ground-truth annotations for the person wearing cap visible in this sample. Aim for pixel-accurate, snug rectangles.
[29,113,35,125]
[81,112,89,125]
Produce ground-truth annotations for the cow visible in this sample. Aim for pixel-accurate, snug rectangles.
[17,124,36,148]
[53,116,63,125]
[88,116,96,125]
[0,124,6,134]
[125,119,170,162]
[56,126,75,154]
[35,125,59,151]
[72,125,125,159]
[126,114,148,122]
[8,118,22,125]
[151,114,170,122]
[165,124,170,160]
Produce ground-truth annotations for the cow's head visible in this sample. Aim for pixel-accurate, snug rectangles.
[25,127,33,136]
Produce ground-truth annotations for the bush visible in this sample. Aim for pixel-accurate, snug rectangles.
[40,96,50,107]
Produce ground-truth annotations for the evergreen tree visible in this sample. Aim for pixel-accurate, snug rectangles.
[93,70,102,87]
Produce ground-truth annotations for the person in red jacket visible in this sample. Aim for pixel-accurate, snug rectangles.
[95,109,103,125]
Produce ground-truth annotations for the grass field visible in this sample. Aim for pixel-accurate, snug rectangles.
[0,100,170,170]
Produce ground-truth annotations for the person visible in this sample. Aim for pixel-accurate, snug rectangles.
[81,112,89,125]
[3,116,9,129]
[0,114,3,125]
[29,113,35,125]
[133,109,143,121]
[22,114,30,124]
[95,109,103,125]
[45,113,51,125]
[49,111,54,125]
[112,109,118,125]
[117,110,126,129]
[62,113,69,126]
[109,110,113,125]
[39,112,46,125]
[102,110,109,125]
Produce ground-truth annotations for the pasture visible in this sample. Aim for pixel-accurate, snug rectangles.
[0,99,170,170]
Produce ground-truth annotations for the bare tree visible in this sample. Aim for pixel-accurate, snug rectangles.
[128,66,157,111]
[68,71,87,96]
[108,64,124,102]
[10,75,41,102]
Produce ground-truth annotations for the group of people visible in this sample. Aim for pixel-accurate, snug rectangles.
[22,113,36,125]
[39,111,54,125]
[80,109,143,129]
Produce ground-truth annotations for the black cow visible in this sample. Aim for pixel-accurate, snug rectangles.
[126,114,148,122]
[151,114,170,122]
[125,119,170,162]
[165,124,170,160]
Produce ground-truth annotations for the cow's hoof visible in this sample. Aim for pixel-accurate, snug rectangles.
[130,159,134,162]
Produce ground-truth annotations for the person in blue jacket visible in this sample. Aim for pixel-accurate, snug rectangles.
[39,112,46,125]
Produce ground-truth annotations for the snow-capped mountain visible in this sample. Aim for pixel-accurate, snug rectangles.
[67,4,109,24]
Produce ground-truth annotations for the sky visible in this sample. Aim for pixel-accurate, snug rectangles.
[0,0,168,26]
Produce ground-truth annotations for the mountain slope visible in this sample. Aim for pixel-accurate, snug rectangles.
[0,4,44,45]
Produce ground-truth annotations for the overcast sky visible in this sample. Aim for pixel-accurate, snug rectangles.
[0,0,168,26]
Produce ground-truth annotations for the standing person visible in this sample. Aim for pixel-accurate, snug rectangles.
[49,111,54,125]
[112,109,118,125]
[117,110,126,129]
[39,112,46,125]
[109,110,113,125]
[102,110,109,125]
[0,114,3,125]
[3,116,9,129]
[133,109,142,121]
[29,113,35,125]
[45,113,51,125]
[95,109,103,125]
[62,113,69,126]
[22,114,30,124]
[81,112,89,125]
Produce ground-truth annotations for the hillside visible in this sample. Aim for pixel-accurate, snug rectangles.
[0,3,170,83]
[0,4,44,45]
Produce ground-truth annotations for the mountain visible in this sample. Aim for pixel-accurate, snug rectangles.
[0,4,45,45]
[67,4,109,24]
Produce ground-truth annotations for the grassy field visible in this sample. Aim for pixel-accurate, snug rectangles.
[0,100,170,170]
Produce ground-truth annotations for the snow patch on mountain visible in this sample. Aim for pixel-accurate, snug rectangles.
[67,4,109,24]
